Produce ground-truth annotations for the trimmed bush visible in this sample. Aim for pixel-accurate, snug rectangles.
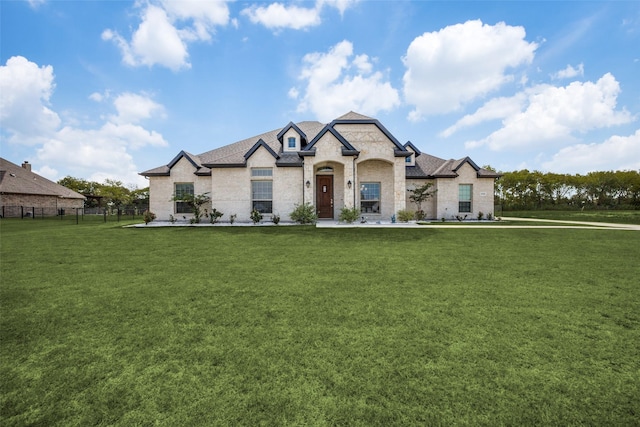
[397,209,415,222]
[289,203,318,224]
[339,206,360,224]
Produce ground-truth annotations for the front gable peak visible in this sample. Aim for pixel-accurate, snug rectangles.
[244,138,280,161]
[276,122,308,146]
[305,125,359,156]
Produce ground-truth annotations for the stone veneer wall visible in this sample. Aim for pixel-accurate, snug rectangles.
[148,157,211,221]
[433,163,495,220]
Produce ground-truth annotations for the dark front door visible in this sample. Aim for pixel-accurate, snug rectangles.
[316,175,334,218]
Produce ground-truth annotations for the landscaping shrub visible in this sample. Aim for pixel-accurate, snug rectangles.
[207,208,224,224]
[250,209,263,224]
[397,209,415,222]
[339,206,360,224]
[289,203,317,224]
[142,210,156,224]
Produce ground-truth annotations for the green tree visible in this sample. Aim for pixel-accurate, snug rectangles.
[98,179,132,210]
[408,182,436,219]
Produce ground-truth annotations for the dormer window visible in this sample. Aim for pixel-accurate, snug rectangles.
[288,137,296,149]
[405,155,412,163]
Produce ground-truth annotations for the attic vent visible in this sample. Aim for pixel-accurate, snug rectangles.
[317,166,333,173]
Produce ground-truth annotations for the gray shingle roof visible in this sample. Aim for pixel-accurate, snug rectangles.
[139,112,499,180]
[0,158,86,199]
[408,154,501,179]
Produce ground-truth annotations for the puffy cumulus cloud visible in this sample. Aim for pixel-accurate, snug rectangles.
[111,92,166,125]
[103,1,230,71]
[160,0,230,41]
[241,0,358,31]
[462,73,633,151]
[0,56,60,145]
[542,130,640,174]
[402,20,537,121]
[552,63,584,80]
[241,3,322,30]
[103,5,189,71]
[0,57,168,186]
[291,40,400,122]
[36,123,167,185]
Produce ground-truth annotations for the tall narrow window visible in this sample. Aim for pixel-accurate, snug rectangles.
[288,137,296,149]
[251,168,273,213]
[360,182,381,214]
[175,183,194,213]
[459,184,472,213]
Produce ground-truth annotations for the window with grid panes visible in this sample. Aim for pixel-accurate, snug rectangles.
[459,184,472,213]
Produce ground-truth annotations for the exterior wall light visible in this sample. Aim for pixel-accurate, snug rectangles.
[347,180,352,189]
[306,180,310,188]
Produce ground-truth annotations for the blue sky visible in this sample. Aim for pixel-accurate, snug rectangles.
[1,0,639,187]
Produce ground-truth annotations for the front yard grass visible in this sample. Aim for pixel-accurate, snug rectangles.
[1,220,639,425]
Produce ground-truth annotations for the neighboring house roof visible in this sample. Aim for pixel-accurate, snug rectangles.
[0,158,86,199]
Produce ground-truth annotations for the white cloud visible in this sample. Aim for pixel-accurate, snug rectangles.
[0,56,60,145]
[291,40,400,122]
[440,94,527,138]
[402,20,538,121]
[552,63,584,80]
[103,1,230,71]
[26,0,46,9]
[463,73,633,151]
[89,92,104,102]
[317,0,359,15]
[241,3,322,31]
[241,0,358,31]
[160,0,230,41]
[542,130,640,174]
[0,56,168,187]
[111,92,166,125]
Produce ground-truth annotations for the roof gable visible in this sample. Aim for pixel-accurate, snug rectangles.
[304,125,359,155]
[330,115,407,153]
[244,138,280,161]
[452,156,480,172]
[404,141,421,157]
[276,122,308,146]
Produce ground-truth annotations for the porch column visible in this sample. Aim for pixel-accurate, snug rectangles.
[303,161,314,207]
[393,158,407,215]
[344,158,356,208]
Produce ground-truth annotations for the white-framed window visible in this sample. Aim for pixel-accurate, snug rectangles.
[251,168,273,177]
[252,181,272,213]
[251,168,273,213]
[360,182,381,214]
[175,182,194,213]
[459,184,472,213]
[288,137,296,149]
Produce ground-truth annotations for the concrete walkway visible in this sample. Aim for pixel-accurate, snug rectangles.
[315,217,640,230]
[132,217,640,230]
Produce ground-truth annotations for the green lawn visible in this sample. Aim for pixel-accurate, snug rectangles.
[1,219,639,426]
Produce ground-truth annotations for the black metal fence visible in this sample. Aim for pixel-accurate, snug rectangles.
[1,205,149,223]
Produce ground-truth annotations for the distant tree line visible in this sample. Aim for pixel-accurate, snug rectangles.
[57,176,149,211]
[495,170,640,210]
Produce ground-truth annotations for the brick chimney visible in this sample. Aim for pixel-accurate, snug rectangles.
[22,161,31,172]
